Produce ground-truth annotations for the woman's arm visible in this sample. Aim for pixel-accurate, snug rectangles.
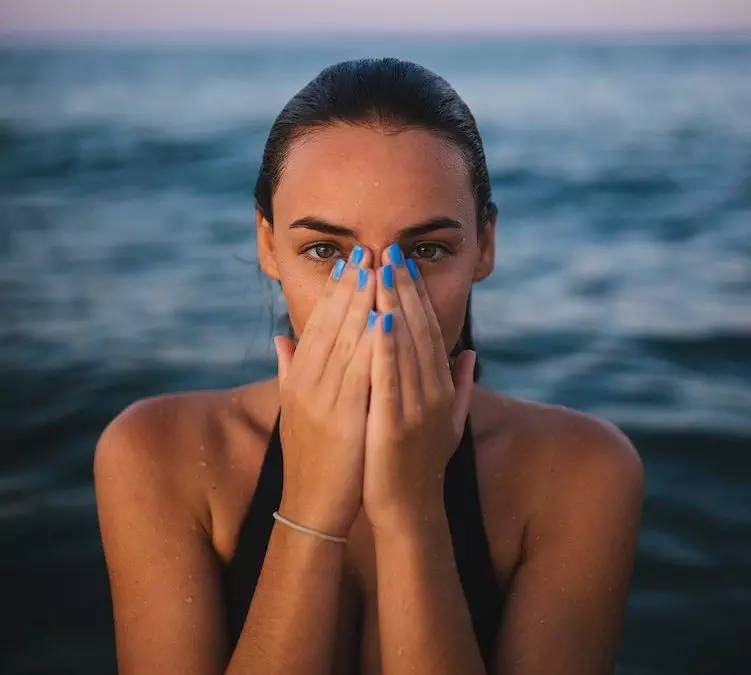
[492,419,644,675]
[370,416,643,675]
[373,512,487,675]
[94,402,347,675]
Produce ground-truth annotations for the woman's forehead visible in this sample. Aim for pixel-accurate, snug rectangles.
[272,125,475,232]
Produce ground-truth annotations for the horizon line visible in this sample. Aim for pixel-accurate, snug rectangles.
[1,26,750,47]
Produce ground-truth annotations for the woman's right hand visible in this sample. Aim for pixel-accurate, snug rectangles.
[273,245,375,539]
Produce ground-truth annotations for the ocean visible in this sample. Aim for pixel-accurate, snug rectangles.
[1,36,749,674]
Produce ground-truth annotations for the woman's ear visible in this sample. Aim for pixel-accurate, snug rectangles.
[257,209,280,281]
[472,210,496,282]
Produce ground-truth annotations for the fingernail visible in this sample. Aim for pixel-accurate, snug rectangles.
[357,267,368,291]
[387,243,405,267]
[332,259,346,280]
[383,312,393,334]
[382,264,394,289]
[367,310,378,331]
[406,258,419,280]
[350,245,364,267]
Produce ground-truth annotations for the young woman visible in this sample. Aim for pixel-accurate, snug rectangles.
[94,58,644,675]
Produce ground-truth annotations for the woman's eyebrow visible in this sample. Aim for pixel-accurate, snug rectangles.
[288,216,463,238]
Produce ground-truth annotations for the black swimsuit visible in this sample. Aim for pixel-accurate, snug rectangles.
[222,410,504,669]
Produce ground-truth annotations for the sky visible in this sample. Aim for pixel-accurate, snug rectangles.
[1,0,750,36]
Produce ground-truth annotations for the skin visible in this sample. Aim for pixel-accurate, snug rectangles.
[94,123,645,675]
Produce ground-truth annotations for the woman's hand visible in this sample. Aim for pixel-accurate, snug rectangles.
[362,243,477,534]
[274,245,376,539]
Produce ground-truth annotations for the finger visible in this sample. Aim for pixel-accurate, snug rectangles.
[408,260,454,390]
[370,311,401,426]
[336,310,376,412]
[293,245,373,387]
[320,265,376,401]
[451,350,476,438]
[382,243,441,397]
[274,335,296,388]
[376,260,422,420]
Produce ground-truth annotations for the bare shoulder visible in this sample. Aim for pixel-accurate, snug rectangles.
[471,386,644,569]
[473,385,643,490]
[93,377,281,541]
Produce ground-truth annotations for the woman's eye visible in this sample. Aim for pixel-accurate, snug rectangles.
[410,243,448,261]
[305,243,340,263]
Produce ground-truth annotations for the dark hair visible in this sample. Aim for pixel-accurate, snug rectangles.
[256,58,496,382]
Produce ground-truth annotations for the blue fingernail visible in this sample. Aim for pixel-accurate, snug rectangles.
[367,310,378,331]
[357,267,367,291]
[406,258,419,280]
[332,259,346,280]
[351,245,364,266]
[383,312,393,334]
[382,264,394,289]
[388,243,405,267]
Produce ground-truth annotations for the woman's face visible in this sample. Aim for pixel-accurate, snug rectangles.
[258,123,495,355]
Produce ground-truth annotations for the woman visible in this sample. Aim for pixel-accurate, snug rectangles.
[94,58,644,675]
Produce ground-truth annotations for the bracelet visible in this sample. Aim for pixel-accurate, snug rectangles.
[272,510,347,544]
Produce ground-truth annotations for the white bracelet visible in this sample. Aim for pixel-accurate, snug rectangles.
[272,510,347,544]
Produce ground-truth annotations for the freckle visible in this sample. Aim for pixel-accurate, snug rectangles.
[211,484,217,490]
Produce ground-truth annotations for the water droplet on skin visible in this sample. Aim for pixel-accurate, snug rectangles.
[200,445,205,452]
[198,460,207,467]
[185,596,194,604]
[397,648,404,656]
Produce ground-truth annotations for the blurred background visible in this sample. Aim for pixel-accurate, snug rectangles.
[1,2,750,674]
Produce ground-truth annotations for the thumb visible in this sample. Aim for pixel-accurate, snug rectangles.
[451,350,476,438]
[273,335,296,388]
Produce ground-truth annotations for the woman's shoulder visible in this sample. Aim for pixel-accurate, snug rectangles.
[93,378,281,540]
[471,385,643,520]
[474,385,642,472]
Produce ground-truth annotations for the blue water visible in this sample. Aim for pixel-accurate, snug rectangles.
[1,38,750,674]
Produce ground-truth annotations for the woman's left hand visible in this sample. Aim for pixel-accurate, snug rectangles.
[363,243,477,535]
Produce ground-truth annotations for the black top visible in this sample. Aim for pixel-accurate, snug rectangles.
[222,411,504,669]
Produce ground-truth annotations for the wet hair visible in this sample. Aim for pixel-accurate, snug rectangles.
[256,57,497,382]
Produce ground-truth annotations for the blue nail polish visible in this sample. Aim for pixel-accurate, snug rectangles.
[388,243,405,267]
[357,267,367,291]
[332,259,346,280]
[351,245,364,266]
[383,312,393,334]
[406,258,419,280]
[367,310,378,331]
[382,264,394,289]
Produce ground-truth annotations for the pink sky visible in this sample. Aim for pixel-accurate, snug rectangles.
[1,0,750,34]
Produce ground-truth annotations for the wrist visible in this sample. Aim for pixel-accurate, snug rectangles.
[278,494,357,540]
[368,499,449,543]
